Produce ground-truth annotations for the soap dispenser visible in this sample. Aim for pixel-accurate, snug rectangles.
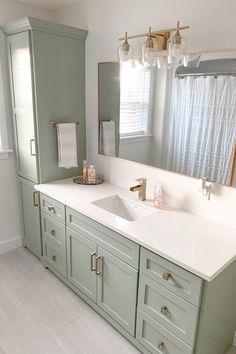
[154,184,163,209]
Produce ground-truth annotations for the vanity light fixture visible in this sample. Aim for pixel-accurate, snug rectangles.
[118,21,189,67]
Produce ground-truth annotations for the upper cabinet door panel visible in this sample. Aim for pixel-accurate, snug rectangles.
[31,30,86,182]
[14,112,38,182]
[8,32,38,182]
[8,31,34,114]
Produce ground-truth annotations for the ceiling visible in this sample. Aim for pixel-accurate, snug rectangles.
[15,0,80,10]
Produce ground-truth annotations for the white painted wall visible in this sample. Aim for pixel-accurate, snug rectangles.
[55,0,236,229]
[0,0,53,252]
[119,138,151,165]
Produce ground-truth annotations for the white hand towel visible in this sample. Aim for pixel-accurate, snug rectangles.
[57,123,78,169]
[99,121,115,156]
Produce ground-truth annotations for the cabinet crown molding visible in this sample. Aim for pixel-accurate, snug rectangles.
[1,17,88,40]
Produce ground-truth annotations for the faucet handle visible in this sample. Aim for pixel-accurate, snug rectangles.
[135,177,147,184]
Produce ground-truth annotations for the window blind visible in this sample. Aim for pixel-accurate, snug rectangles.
[119,65,151,136]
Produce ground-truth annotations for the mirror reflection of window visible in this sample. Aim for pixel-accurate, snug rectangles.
[119,63,152,137]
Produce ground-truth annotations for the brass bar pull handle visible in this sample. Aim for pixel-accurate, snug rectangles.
[95,256,102,275]
[47,206,55,213]
[30,139,36,156]
[52,255,56,262]
[161,306,168,316]
[90,252,96,271]
[162,272,171,281]
[33,191,38,207]
[158,342,165,351]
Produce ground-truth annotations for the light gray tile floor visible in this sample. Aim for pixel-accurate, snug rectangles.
[0,247,140,354]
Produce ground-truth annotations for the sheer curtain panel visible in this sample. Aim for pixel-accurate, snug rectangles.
[164,75,236,184]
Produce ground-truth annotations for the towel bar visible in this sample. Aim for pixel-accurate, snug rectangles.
[49,121,79,128]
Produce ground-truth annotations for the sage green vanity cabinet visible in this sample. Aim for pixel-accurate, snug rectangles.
[138,274,199,347]
[37,193,236,354]
[66,207,139,268]
[2,17,88,257]
[136,310,193,354]
[4,17,88,183]
[41,212,66,250]
[18,177,41,257]
[67,228,97,302]
[96,247,138,335]
[66,208,139,336]
[42,237,67,277]
[137,247,236,354]
[40,194,67,277]
[8,31,38,183]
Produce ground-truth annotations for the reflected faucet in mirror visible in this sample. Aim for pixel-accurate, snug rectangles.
[130,178,147,201]
[201,176,213,201]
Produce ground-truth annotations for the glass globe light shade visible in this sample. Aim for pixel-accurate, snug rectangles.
[168,24,186,66]
[118,32,133,62]
[141,39,158,67]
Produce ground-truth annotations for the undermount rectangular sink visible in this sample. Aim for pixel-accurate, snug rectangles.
[92,194,155,222]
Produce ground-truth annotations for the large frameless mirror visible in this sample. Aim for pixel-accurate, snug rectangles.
[98,52,236,185]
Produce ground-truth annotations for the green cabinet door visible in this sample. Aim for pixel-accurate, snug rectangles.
[67,228,97,302]
[97,247,138,336]
[8,32,38,183]
[19,177,41,257]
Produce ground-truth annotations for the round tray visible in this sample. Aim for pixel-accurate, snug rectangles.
[73,175,104,185]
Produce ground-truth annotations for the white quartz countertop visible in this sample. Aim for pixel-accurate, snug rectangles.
[35,178,236,282]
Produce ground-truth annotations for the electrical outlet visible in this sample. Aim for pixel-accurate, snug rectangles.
[233,330,236,347]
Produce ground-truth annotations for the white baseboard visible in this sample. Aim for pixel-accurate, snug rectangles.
[0,236,22,255]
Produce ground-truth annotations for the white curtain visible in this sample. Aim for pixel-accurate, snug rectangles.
[163,75,236,184]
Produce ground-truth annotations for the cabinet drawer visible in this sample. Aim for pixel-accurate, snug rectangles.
[41,212,66,250]
[140,248,203,307]
[43,237,67,277]
[40,194,65,224]
[138,274,199,346]
[136,309,193,354]
[66,207,139,269]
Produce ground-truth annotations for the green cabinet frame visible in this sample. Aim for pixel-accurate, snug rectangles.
[66,226,138,336]
[18,177,41,257]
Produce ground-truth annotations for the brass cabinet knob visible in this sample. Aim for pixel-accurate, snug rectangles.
[161,306,168,316]
[158,342,165,351]
[52,255,56,262]
[51,230,56,237]
[48,206,55,212]
[162,272,171,281]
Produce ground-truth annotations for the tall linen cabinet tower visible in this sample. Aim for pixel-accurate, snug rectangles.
[2,18,88,257]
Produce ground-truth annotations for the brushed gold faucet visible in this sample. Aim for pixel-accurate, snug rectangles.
[130,178,147,201]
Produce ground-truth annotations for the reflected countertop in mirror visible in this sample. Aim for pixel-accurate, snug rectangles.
[98,52,236,186]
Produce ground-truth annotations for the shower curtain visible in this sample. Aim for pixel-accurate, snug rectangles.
[163,75,236,184]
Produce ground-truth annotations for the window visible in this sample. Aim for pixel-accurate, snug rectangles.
[0,29,11,159]
[119,64,151,137]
